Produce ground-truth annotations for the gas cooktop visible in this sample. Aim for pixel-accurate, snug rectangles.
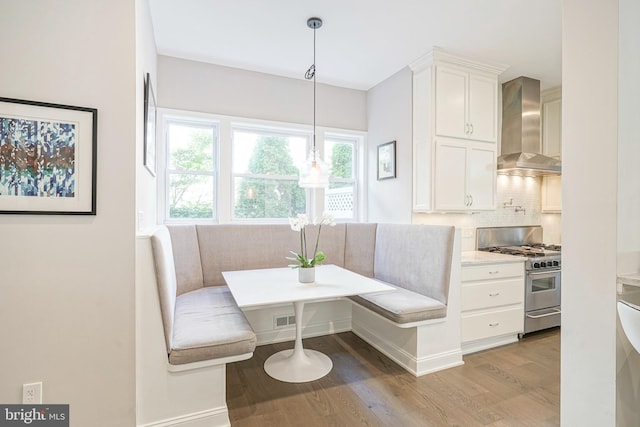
[476,226,561,270]
[480,244,561,257]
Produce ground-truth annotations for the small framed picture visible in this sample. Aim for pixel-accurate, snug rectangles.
[0,96,97,215]
[143,73,157,176]
[377,140,396,180]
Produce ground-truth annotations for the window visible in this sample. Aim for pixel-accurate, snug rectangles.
[164,119,217,221]
[325,134,358,220]
[232,126,308,220]
[159,110,364,224]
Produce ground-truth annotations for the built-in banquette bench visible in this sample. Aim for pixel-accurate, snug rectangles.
[150,222,462,378]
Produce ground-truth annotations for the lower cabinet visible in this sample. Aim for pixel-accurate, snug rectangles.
[461,261,525,354]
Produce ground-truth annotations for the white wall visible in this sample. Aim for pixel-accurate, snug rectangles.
[367,67,413,223]
[617,0,640,424]
[157,56,367,131]
[0,1,136,426]
[136,0,159,234]
[562,0,618,425]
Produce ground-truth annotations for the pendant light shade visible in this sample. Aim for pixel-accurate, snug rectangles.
[298,148,330,188]
[298,17,330,189]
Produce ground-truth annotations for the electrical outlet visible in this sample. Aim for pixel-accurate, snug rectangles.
[23,382,42,404]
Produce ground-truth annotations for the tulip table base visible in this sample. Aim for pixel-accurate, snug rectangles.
[264,301,333,383]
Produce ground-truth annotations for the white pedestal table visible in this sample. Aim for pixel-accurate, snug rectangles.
[222,264,394,383]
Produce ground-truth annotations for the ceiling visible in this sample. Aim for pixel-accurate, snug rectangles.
[149,0,561,91]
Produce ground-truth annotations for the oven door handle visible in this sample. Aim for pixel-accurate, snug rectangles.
[526,309,561,319]
[528,270,561,276]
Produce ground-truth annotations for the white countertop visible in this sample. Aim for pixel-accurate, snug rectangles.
[461,251,526,266]
[618,273,640,287]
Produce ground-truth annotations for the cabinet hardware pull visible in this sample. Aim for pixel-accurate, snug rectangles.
[470,123,474,134]
[470,195,473,206]
[489,322,500,327]
[489,292,500,296]
[465,123,469,134]
[488,270,499,274]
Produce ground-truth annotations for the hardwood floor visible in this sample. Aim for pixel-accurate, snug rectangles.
[227,328,560,426]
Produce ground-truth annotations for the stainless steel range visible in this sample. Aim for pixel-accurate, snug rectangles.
[477,226,561,336]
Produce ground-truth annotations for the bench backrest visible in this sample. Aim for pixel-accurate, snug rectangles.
[195,224,349,287]
[150,226,178,353]
[374,224,455,304]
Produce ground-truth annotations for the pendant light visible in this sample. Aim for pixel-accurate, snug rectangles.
[298,17,330,188]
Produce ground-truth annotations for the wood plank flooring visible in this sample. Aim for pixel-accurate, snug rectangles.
[227,328,560,426]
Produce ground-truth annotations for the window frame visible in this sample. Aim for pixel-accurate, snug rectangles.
[324,132,360,221]
[230,123,312,223]
[158,111,220,224]
[157,108,366,225]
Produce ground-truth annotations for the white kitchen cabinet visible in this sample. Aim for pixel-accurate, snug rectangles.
[435,65,499,143]
[542,87,562,159]
[541,175,562,212]
[434,139,496,211]
[411,48,506,212]
[461,260,525,354]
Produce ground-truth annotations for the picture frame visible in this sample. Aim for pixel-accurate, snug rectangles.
[143,72,157,177]
[0,97,97,215]
[377,140,396,180]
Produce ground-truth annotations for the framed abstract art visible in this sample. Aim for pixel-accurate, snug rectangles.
[0,97,97,215]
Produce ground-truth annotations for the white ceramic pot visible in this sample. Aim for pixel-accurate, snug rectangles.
[298,267,315,283]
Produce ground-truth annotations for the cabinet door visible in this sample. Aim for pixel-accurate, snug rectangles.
[468,74,499,143]
[541,175,562,212]
[543,98,562,159]
[434,141,467,210]
[435,66,467,139]
[467,146,496,210]
[412,67,433,211]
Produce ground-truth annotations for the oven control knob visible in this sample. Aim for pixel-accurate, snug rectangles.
[553,260,559,267]
[540,262,547,268]
[533,262,540,268]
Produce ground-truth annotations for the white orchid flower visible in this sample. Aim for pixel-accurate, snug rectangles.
[321,212,336,227]
[289,214,308,232]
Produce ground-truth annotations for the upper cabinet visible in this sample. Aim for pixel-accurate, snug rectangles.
[540,87,562,212]
[542,87,562,159]
[434,139,497,211]
[411,48,506,212]
[435,66,499,143]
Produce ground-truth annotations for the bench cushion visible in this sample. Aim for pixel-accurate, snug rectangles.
[169,286,257,365]
[349,283,447,323]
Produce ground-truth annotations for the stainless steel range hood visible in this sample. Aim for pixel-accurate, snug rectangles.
[497,77,561,176]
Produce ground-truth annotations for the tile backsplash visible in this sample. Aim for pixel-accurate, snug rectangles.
[412,175,561,251]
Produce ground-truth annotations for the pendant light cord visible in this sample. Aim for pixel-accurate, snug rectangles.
[305,22,318,162]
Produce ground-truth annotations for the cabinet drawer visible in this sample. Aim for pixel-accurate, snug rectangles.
[461,278,524,311]
[462,307,524,343]
[462,262,523,282]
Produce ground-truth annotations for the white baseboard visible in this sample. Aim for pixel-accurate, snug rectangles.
[415,349,465,376]
[138,406,230,427]
[461,334,520,355]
